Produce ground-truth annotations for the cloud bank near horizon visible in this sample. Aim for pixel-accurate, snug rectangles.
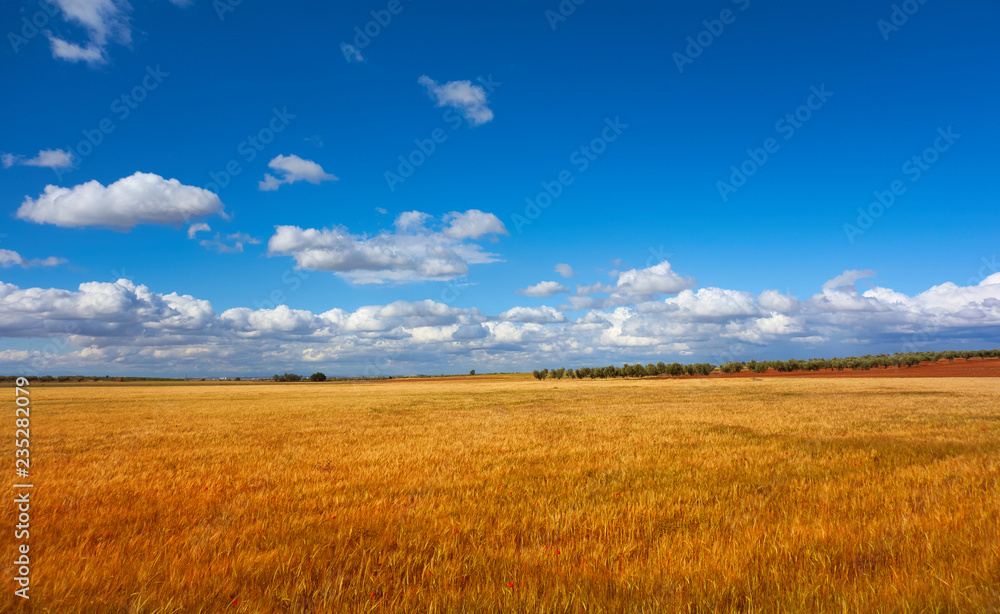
[3,266,999,376]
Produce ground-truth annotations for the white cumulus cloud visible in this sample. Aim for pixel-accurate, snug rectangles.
[45,0,130,65]
[443,210,508,239]
[499,306,567,324]
[0,250,66,268]
[259,154,338,191]
[3,149,75,169]
[267,210,507,284]
[3,267,1000,376]
[17,172,226,230]
[555,263,575,278]
[616,261,697,296]
[187,223,211,239]
[418,75,494,126]
[516,281,570,298]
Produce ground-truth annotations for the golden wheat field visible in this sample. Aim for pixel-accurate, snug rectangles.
[3,376,999,613]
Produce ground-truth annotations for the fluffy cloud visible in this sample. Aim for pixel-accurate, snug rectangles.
[758,289,799,313]
[443,210,509,239]
[498,306,567,324]
[0,250,66,268]
[44,0,131,65]
[662,288,763,322]
[616,261,696,295]
[555,263,575,278]
[259,155,337,191]
[418,75,494,126]
[221,305,325,336]
[0,279,215,340]
[187,223,211,239]
[43,0,186,65]
[39,0,191,65]
[516,281,570,298]
[3,149,75,169]
[267,210,508,284]
[556,261,697,311]
[17,172,226,230]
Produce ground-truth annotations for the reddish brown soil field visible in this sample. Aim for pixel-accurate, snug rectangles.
[713,357,1000,378]
[375,358,1000,382]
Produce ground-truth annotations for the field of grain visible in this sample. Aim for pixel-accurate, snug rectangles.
[3,377,999,613]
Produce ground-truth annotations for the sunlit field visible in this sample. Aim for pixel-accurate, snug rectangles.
[4,377,999,613]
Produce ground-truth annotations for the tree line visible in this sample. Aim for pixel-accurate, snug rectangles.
[532,348,1000,380]
[273,372,329,382]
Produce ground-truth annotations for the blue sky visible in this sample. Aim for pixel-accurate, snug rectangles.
[1,0,999,376]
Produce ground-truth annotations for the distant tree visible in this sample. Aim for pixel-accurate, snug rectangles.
[720,361,744,374]
[273,374,285,382]
[532,370,543,380]
[554,368,566,379]
[283,372,303,382]
[693,363,716,376]
[309,372,327,382]
[469,369,476,376]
